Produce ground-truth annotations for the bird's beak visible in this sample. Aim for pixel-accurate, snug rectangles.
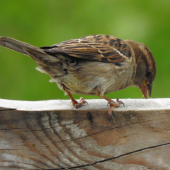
[140,81,152,99]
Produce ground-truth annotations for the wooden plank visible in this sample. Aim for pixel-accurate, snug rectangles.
[0,99,170,170]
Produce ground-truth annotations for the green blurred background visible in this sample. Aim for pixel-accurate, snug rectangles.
[0,0,169,101]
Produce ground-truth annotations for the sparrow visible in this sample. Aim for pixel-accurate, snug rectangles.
[0,35,156,118]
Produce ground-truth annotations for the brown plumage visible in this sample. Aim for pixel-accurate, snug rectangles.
[0,35,156,118]
[41,35,131,64]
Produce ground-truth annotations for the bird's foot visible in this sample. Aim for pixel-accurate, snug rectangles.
[108,99,125,122]
[116,98,125,106]
[72,97,87,109]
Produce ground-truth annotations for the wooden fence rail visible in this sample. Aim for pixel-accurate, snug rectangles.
[0,98,170,170]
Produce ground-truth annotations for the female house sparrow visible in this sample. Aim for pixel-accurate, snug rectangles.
[0,35,156,117]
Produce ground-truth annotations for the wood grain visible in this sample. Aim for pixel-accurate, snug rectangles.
[0,99,170,170]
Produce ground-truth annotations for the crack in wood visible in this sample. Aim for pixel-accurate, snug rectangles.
[47,142,170,170]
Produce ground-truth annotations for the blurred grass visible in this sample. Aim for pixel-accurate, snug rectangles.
[0,0,169,101]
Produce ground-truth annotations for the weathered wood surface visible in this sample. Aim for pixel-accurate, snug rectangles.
[0,98,170,170]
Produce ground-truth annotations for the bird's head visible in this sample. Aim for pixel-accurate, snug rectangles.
[127,40,156,98]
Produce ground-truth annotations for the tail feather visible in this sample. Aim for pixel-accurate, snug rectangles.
[0,36,44,56]
[0,36,59,65]
[0,37,66,78]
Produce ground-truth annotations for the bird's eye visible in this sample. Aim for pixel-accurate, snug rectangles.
[145,70,152,79]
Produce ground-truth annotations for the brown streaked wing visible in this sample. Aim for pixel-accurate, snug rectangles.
[41,35,131,65]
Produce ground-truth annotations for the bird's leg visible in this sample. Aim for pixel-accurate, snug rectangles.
[101,96,124,118]
[64,87,87,109]
[74,97,87,108]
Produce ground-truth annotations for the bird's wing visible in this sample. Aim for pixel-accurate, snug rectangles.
[41,35,132,66]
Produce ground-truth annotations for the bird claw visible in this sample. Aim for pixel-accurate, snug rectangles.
[116,98,125,106]
[72,97,87,109]
[107,99,125,123]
